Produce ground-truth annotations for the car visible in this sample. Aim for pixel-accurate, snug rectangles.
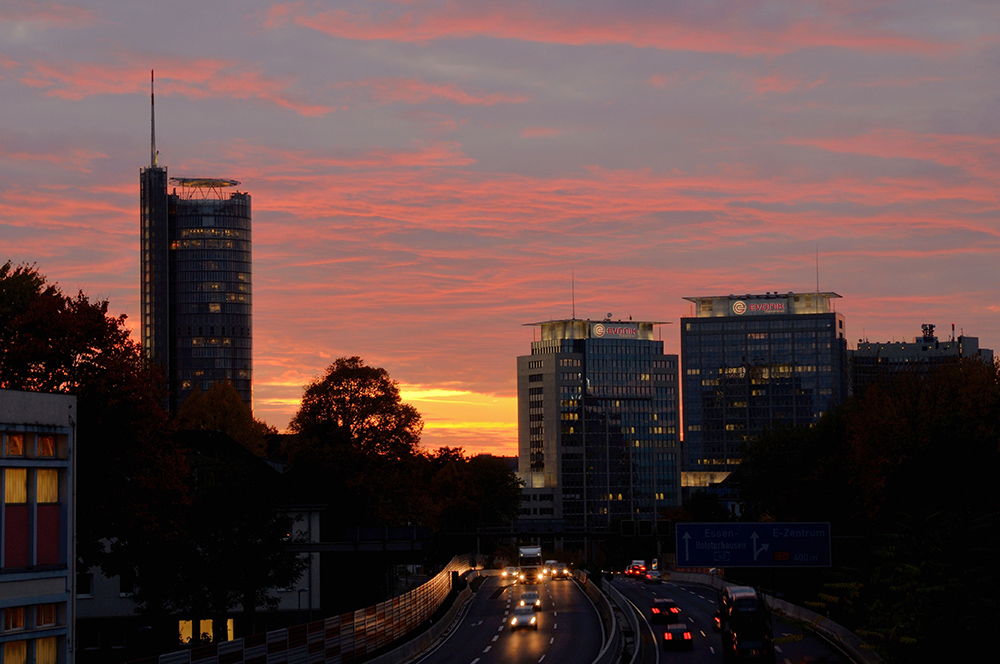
[501,566,518,582]
[519,591,542,611]
[510,605,538,631]
[662,622,694,650]
[551,564,571,579]
[650,598,681,624]
[644,570,663,584]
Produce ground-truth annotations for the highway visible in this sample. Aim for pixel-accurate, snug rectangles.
[612,575,851,664]
[415,574,604,664]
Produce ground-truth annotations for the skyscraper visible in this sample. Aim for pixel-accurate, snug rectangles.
[516,317,680,534]
[140,72,252,410]
[680,292,847,494]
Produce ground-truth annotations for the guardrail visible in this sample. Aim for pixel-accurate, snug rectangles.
[574,571,622,664]
[144,555,476,664]
[603,580,640,664]
[668,570,883,664]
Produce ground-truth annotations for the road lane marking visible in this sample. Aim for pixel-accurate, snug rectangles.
[471,659,479,664]
[538,656,545,662]
[492,635,498,642]
[483,646,491,653]
[550,638,554,644]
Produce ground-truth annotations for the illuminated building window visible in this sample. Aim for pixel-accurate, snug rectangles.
[5,433,24,456]
[38,435,55,457]
[4,606,24,631]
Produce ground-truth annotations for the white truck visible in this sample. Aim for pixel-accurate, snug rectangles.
[518,546,543,584]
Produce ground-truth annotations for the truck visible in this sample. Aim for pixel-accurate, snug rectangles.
[518,546,543,584]
[715,586,775,662]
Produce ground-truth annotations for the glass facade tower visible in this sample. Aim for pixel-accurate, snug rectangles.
[517,319,679,532]
[140,169,252,411]
[680,292,847,487]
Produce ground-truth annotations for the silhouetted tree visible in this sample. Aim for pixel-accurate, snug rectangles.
[0,261,187,569]
[290,356,422,459]
[131,431,307,643]
[175,380,276,456]
[738,357,999,662]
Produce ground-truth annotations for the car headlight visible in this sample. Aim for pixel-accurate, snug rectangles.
[511,616,518,625]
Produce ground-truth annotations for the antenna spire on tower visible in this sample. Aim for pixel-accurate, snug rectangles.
[151,69,157,168]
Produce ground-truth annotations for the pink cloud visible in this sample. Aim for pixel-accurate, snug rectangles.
[0,2,95,27]
[786,129,1000,181]
[265,2,949,57]
[342,76,527,105]
[18,58,336,116]
[521,126,563,138]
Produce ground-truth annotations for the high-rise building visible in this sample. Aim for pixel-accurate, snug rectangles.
[680,292,848,493]
[140,73,252,410]
[516,318,680,534]
[851,323,994,394]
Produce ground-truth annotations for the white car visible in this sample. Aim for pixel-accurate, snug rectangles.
[519,591,542,611]
[510,605,538,630]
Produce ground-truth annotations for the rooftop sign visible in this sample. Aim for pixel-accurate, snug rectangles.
[592,323,639,338]
[732,300,786,315]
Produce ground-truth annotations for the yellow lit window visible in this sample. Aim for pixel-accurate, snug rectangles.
[38,469,59,503]
[5,468,27,504]
[3,641,26,664]
[36,637,57,664]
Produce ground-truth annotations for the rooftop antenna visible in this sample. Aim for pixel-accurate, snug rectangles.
[150,69,158,168]
[571,269,576,319]
[815,243,819,295]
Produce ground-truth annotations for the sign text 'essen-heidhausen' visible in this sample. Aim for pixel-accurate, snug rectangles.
[676,522,831,567]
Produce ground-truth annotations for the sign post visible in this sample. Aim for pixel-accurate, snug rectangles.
[676,522,831,567]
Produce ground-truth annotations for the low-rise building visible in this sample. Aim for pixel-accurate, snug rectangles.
[0,389,75,664]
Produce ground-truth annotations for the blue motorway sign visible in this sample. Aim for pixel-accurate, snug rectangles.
[676,522,831,567]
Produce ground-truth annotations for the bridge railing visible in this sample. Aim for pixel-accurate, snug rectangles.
[147,555,476,664]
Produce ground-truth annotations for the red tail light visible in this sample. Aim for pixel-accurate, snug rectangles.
[670,607,680,613]
[664,632,672,640]
[683,632,692,640]
[651,608,660,614]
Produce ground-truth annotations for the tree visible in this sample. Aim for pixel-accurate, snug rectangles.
[0,261,187,567]
[131,431,307,644]
[429,451,523,533]
[289,356,422,459]
[738,357,1000,662]
[175,380,276,456]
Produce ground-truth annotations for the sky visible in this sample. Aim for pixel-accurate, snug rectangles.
[1,1,997,456]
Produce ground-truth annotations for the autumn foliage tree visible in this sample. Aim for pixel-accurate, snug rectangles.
[175,380,276,456]
[737,357,1000,662]
[0,261,187,568]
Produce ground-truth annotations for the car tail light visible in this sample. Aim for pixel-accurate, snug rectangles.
[651,608,660,614]
[670,607,680,613]
[683,632,692,640]
[664,632,673,641]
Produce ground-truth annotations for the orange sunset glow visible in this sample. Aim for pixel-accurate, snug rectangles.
[2,1,997,456]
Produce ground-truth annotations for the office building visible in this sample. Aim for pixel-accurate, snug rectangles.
[680,292,848,492]
[140,74,252,410]
[516,317,680,534]
[0,389,75,664]
[851,323,994,394]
